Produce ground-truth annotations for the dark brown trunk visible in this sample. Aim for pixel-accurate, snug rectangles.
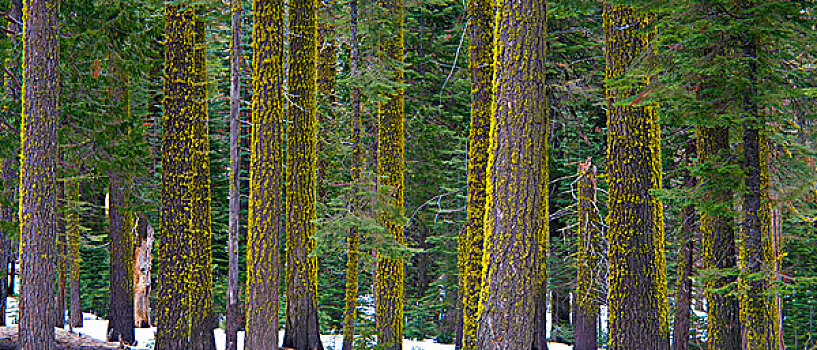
[575,161,600,350]
[226,1,242,350]
[475,0,548,348]
[67,181,83,329]
[19,0,59,348]
[0,157,15,327]
[672,139,697,350]
[56,181,66,329]
[106,174,135,345]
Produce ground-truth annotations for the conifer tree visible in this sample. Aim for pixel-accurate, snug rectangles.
[375,0,406,348]
[189,17,216,350]
[475,0,547,348]
[107,172,135,344]
[18,0,59,348]
[459,0,492,345]
[245,0,284,347]
[283,0,324,347]
[575,161,600,350]
[226,0,242,349]
[67,179,83,328]
[603,4,668,350]
[156,5,196,349]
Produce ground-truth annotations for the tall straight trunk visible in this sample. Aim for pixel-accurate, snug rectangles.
[459,0,492,345]
[475,0,547,348]
[738,20,777,350]
[374,0,406,348]
[342,1,361,349]
[226,0,242,349]
[55,180,66,329]
[575,161,600,350]
[672,139,697,350]
[19,0,59,348]
[189,18,216,350]
[107,173,135,344]
[604,5,668,350]
[316,1,337,201]
[156,5,196,349]
[283,0,323,348]
[244,0,284,347]
[133,216,154,328]
[698,127,741,350]
[67,180,83,328]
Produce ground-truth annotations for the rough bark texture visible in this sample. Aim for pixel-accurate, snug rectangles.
[474,0,547,348]
[283,0,324,348]
[698,127,741,350]
[603,5,669,350]
[672,139,697,350]
[67,180,83,329]
[155,5,195,349]
[244,0,284,347]
[342,1,361,349]
[374,0,406,348]
[575,161,600,350]
[133,218,153,328]
[106,174,135,344]
[18,0,60,349]
[226,1,242,349]
[56,181,67,328]
[188,18,216,350]
[459,0,492,345]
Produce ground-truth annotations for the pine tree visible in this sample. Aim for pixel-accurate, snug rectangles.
[672,138,697,350]
[375,0,406,347]
[458,0,492,345]
[475,0,547,348]
[155,5,196,349]
[245,0,284,347]
[603,4,668,350]
[107,172,135,344]
[575,161,600,350]
[226,1,242,349]
[55,180,66,328]
[342,1,362,349]
[698,127,740,350]
[67,179,83,328]
[283,0,324,347]
[18,0,59,348]
[189,17,216,350]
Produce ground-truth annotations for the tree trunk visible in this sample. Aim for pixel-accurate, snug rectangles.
[459,0,492,344]
[672,139,697,350]
[604,5,669,350]
[0,157,15,328]
[698,126,740,350]
[575,161,600,350]
[106,173,135,345]
[341,2,361,349]
[283,0,323,348]
[226,1,242,349]
[244,0,284,347]
[188,18,216,350]
[133,218,153,328]
[18,0,60,348]
[475,0,547,348]
[67,180,83,329]
[373,0,406,349]
[56,181,67,329]
[155,5,196,349]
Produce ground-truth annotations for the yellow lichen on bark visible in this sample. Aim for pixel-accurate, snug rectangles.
[604,5,668,350]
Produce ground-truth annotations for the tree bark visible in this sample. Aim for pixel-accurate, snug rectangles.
[155,5,196,349]
[0,158,15,328]
[672,139,697,350]
[604,5,669,350]
[459,0,492,344]
[574,161,600,350]
[244,0,284,347]
[225,1,242,349]
[56,181,67,329]
[475,0,547,348]
[18,0,60,348]
[106,173,135,345]
[67,180,83,329]
[133,217,153,328]
[342,1,361,349]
